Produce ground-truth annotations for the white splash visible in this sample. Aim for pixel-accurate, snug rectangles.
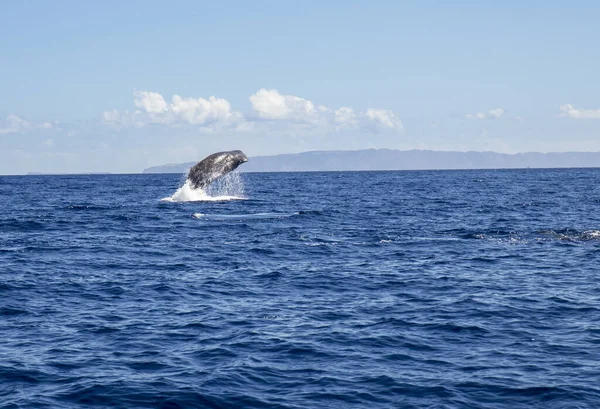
[162,172,247,202]
[192,212,299,220]
[582,230,600,239]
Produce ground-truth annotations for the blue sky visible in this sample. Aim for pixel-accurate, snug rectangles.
[1,1,599,174]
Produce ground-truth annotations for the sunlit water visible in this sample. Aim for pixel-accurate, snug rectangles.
[1,169,600,408]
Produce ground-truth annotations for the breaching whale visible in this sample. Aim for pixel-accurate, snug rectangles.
[187,150,248,190]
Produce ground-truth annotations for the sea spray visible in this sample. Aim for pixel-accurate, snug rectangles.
[206,171,245,198]
[162,171,247,202]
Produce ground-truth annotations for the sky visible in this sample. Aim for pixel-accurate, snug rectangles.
[1,0,599,174]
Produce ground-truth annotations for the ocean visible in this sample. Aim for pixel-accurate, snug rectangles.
[1,169,599,408]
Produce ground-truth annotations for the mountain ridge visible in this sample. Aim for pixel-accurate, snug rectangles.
[142,148,600,173]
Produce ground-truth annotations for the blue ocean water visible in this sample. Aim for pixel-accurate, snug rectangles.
[1,169,600,409]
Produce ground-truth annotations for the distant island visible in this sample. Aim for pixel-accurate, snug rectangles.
[26,172,112,176]
[142,149,600,173]
[26,172,112,175]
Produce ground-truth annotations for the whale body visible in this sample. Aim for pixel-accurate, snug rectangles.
[187,150,248,190]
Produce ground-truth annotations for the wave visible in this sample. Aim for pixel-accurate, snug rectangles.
[161,172,247,202]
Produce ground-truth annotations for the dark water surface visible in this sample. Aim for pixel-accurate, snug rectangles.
[1,169,600,408]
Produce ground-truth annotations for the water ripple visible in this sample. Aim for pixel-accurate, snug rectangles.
[1,170,600,408]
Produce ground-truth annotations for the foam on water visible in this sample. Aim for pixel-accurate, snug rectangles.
[162,172,247,202]
[193,212,299,221]
[583,230,600,239]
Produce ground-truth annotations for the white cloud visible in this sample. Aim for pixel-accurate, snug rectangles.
[0,114,30,134]
[249,88,290,119]
[170,95,235,125]
[488,108,504,118]
[0,114,54,134]
[366,109,403,130]
[560,104,600,119]
[102,109,145,128]
[465,108,505,120]
[248,88,403,131]
[104,91,243,128]
[249,88,318,121]
[103,88,403,133]
[334,107,358,128]
[134,90,168,114]
[102,109,121,123]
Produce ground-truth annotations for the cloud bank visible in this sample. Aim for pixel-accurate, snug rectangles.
[560,104,600,119]
[0,114,53,135]
[103,89,403,132]
[465,108,505,120]
[103,90,242,129]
